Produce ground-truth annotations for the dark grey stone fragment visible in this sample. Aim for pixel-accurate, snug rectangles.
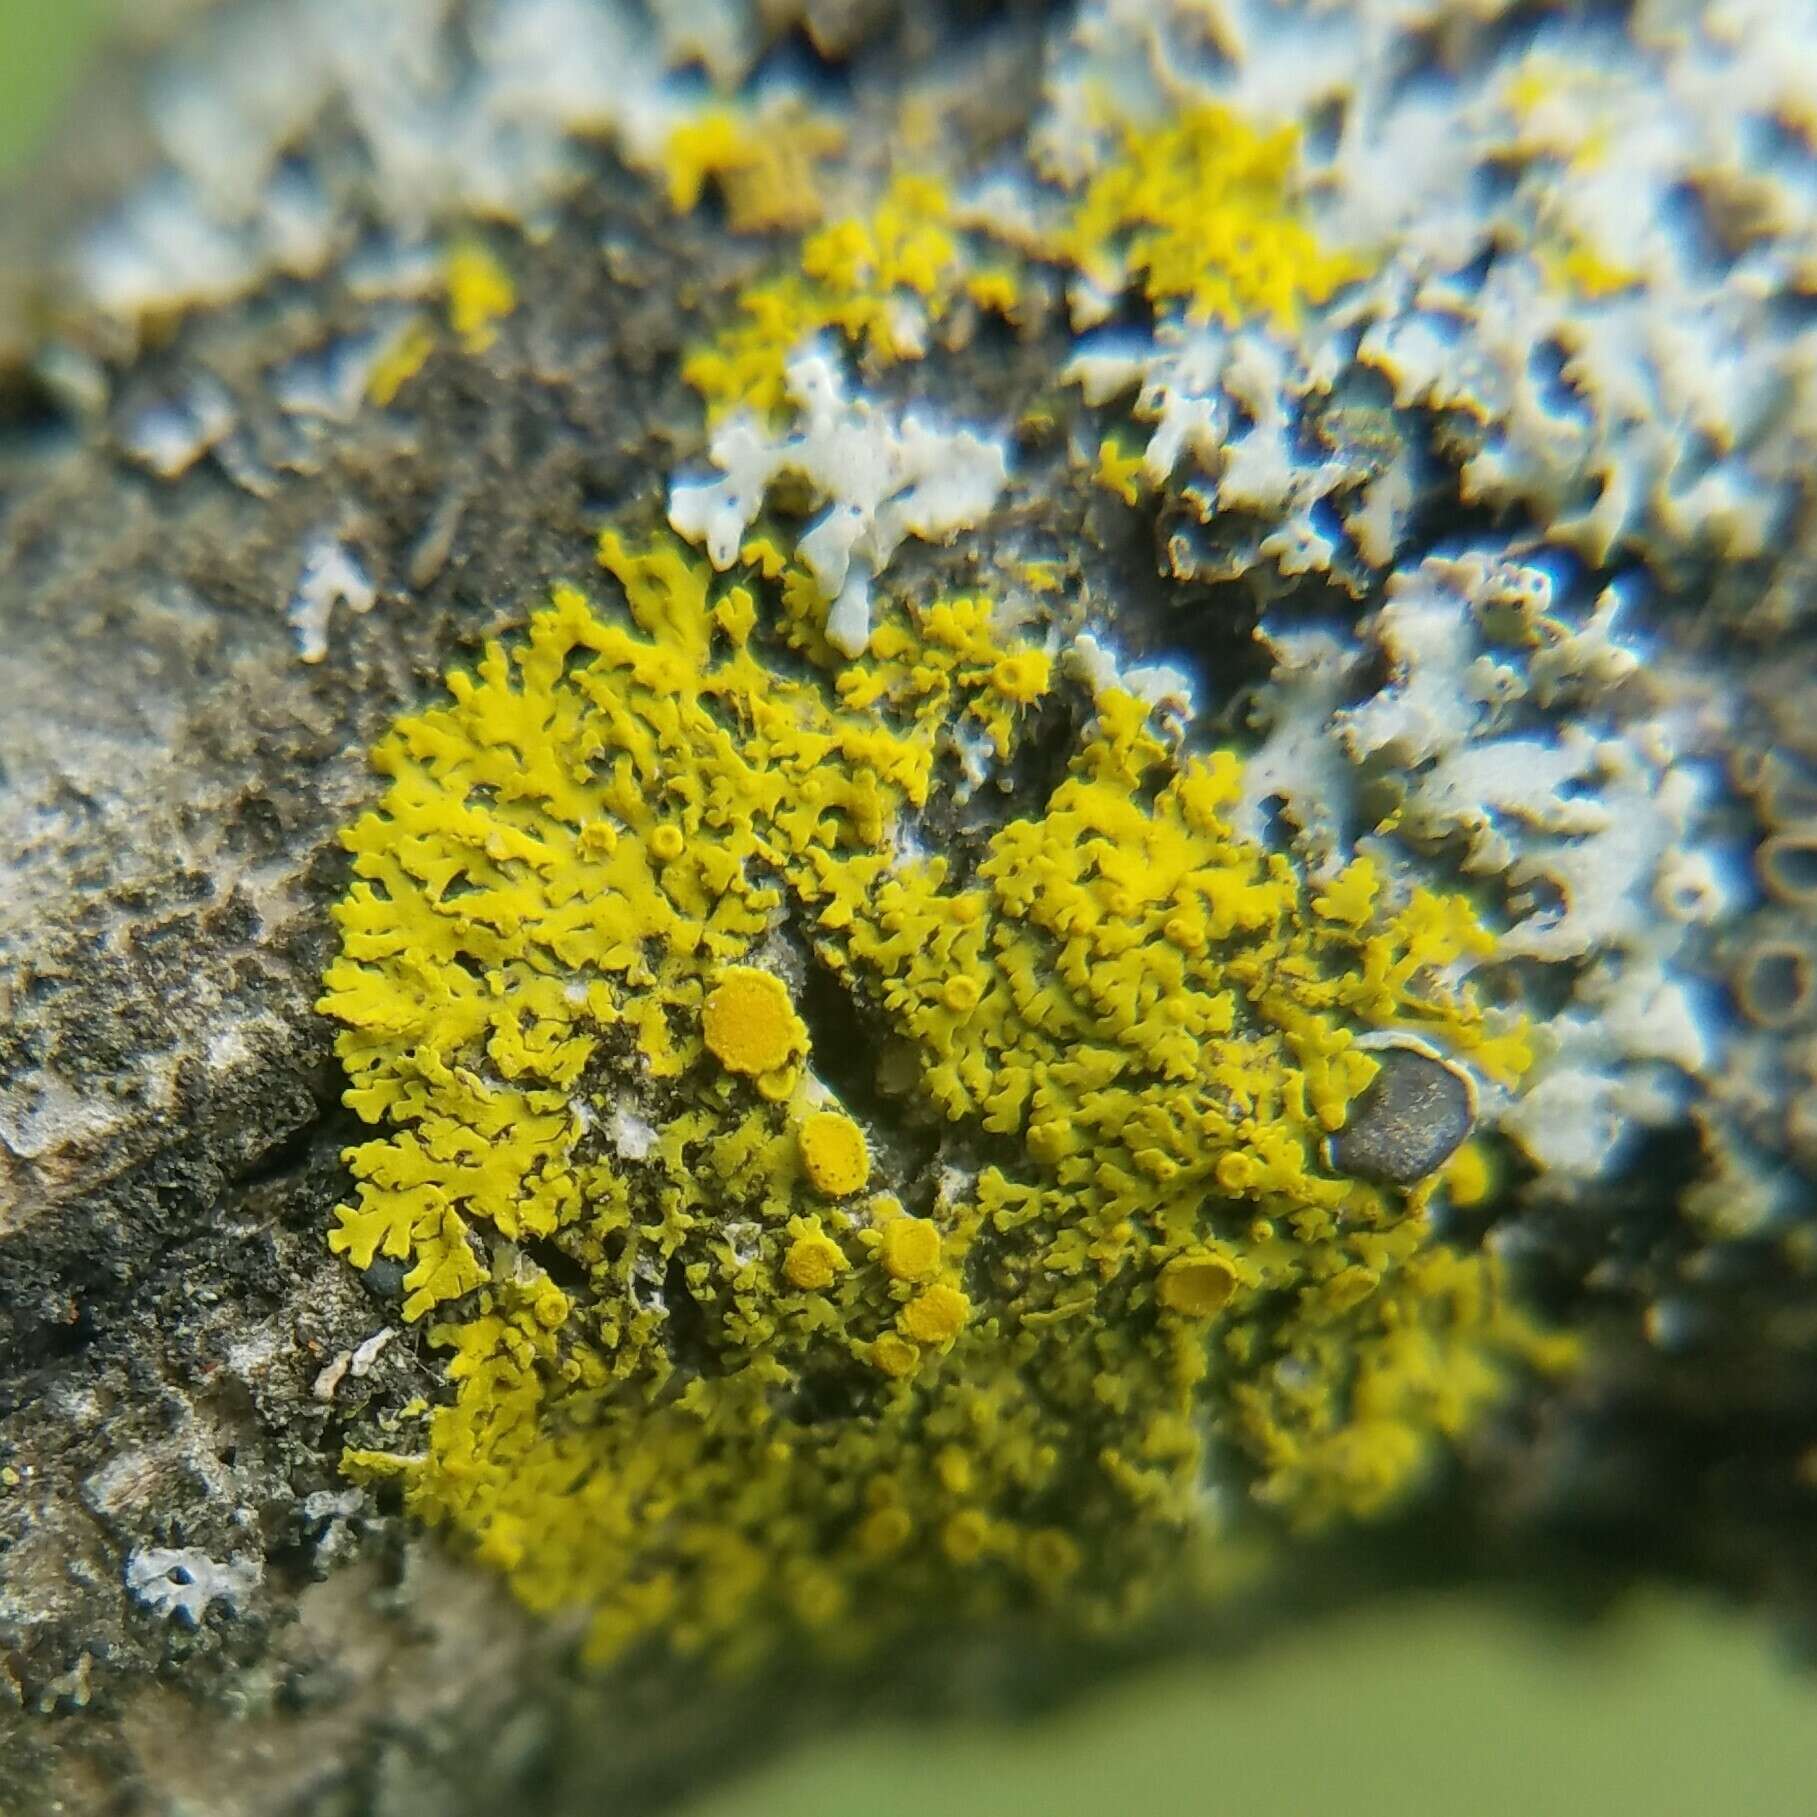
[1328,1043,1475,1186]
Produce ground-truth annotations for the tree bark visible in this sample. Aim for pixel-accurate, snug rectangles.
[4,3,1816,1812]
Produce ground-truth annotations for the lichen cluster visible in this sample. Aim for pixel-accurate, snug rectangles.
[322,530,1562,1665]
[12,0,1817,1791]
[658,103,845,235]
[299,9,1598,1667]
[681,173,1016,420]
[676,97,1360,430]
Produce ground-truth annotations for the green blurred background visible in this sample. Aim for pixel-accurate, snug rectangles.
[3,3,1815,1810]
[0,0,113,169]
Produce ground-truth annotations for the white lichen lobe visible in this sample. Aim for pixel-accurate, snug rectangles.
[288,534,377,664]
[125,1547,262,1627]
[669,342,1011,657]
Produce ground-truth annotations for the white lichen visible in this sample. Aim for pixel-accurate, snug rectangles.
[1048,0,1817,580]
[120,376,237,480]
[1240,548,1736,1180]
[75,0,787,325]
[288,534,377,664]
[125,1547,262,1627]
[669,341,1011,657]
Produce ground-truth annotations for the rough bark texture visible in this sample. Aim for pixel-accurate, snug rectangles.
[3,3,1815,1812]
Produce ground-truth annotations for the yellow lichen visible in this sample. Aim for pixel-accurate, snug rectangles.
[675,94,1361,470]
[869,1333,920,1378]
[901,1283,969,1345]
[445,238,517,353]
[1542,238,1644,300]
[703,967,804,1077]
[367,316,437,406]
[1058,106,1367,331]
[941,1509,991,1565]
[1158,1252,1239,1318]
[799,1108,871,1196]
[323,528,1564,1669]
[1024,1528,1082,1589]
[1095,435,1147,505]
[859,1504,913,1557]
[661,105,846,233]
[682,175,1007,418]
[877,1215,942,1283]
[840,591,1054,763]
[1441,1139,1495,1208]
[784,1224,849,1290]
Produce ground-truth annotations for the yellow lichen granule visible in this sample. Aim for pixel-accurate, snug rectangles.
[784,1226,848,1290]
[1158,1253,1239,1318]
[703,966,804,1077]
[877,1215,941,1282]
[901,1284,969,1345]
[869,1333,920,1378]
[799,1109,871,1196]
[323,529,1566,1670]
[445,238,517,353]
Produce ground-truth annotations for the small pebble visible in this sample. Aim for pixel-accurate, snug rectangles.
[1328,1042,1475,1185]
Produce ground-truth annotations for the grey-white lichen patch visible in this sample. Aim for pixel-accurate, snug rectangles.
[69,0,820,332]
[1236,548,1739,1182]
[668,341,1012,657]
[1047,0,1817,585]
[120,375,237,479]
[288,532,377,663]
[125,1547,263,1627]
[300,1488,368,1569]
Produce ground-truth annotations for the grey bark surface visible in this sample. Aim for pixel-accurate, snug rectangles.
[3,3,1815,1813]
